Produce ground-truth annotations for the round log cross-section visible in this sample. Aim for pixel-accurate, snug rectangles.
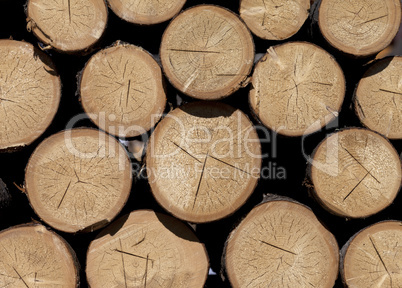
[0,224,79,287]
[0,40,60,151]
[80,42,166,138]
[310,128,401,218]
[249,42,345,136]
[25,128,132,233]
[160,5,255,100]
[225,199,339,288]
[146,102,261,223]
[86,210,209,288]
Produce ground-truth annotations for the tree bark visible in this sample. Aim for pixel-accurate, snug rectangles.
[0,40,60,152]
[310,128,401,218]
[79,41,166,138]
[86,210,209,288]
[25,128,132,233]
[160,5,255,100]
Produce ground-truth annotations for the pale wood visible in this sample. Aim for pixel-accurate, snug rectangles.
[355,56,402,139]
[341,221,402,287]
[146,102,261,223]
[225,199,339,288]
[0,40,60,151]
[25,128,132,233]
[249,42,345,136]
[26,0,108,53]
[0,224,79,287]
[160,5,255,100]
[108,0,186,25]
[311,128,401,218]
[318,0,401,57]
[80,42,166,138]
[86,210,209,288]
[240,0,310,40]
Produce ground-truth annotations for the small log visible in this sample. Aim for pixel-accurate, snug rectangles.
[0,224,79,287]
[146,102,261,223]
[79,42,166,138]
[25,128,132,233]
[0,40,60,151]
[249,42,345,136]
[318,0,401,57]
[26,0,108,53]
[340,220,402,287]
[108,0,186,25]
[239,0,310,40]
[0,178,11,209]
[224,197,339,288]
[310,128,401,218]
[355,56,402,139]
[160,5,255,100]
[86,210,209,288]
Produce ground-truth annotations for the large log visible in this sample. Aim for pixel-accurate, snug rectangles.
[160,5,255,100]
[79,41,166,138]
[0,40,60,151]
[25,128,132,233]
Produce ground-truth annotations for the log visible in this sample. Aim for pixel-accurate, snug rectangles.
[26,0,108,53]
[310,128,401,218]
[25,128,132,233]
[224,196,339,288]
[146,102,261,223]
[0,40,60,151]
[107,0,186,25]
[160,5,255,100]
[79,42,166,138]
[340,220,402,287]
[0,178,11,209]
[249,41,345,136]
[0,224,79,287]
[86,209,209,288]
[318,0,401,57]
[239,0,310,40]
[355,56,402,139]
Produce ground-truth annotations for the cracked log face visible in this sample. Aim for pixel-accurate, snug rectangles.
[146,102,261,223]
[355,56,402,139]
[318,0,401,57]
[25,128,132,233]
[80,43,166,138]
[0,40,60,151]
[0,224,79,287]
[225,200,339,288]
[108,0,186,25]
[249,42,345,137]
[160,5,255,100]
[239,0,310,40]
[86,210,209,288]
[311,128,401,218]
[341,221,402,288]
[26,0,108,53]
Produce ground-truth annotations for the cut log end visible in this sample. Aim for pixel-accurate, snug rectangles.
[318,0,402,57]
[341,221,402,288]
[80,42,166,138]
[25,128,132,233]
[160,5,255,100]
[108,0,186,25]
[311,128,401,218]
[26,0,108,53]
[146,102,261,223]
[225,200,339,288]
[0,40,60,152]
[240,0,310,40]
[249,42,345,137]
[86,210,209,288]
[0,224,79,287]
[355,56,402,139]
